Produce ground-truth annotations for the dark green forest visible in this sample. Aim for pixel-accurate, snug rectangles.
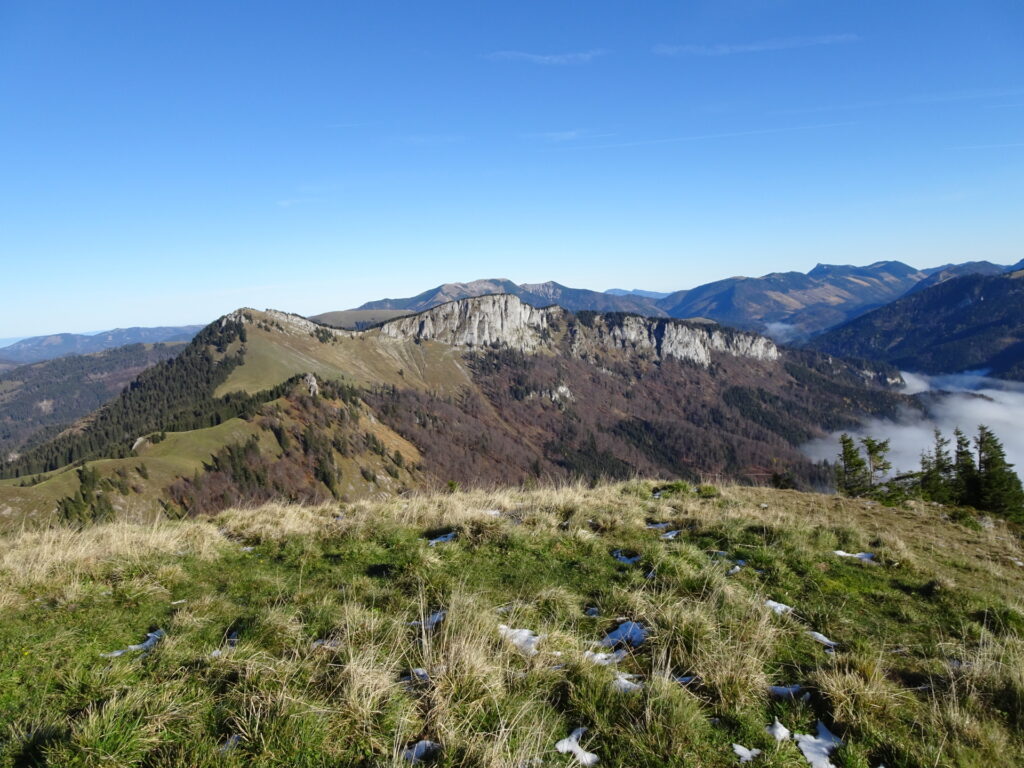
[0,342,183,458]
[0,317,253,478]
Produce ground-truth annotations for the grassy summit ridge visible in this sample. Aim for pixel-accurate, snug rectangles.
[2,482,1022,767]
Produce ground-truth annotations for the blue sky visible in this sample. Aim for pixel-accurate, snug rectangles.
[2,1,1023,336]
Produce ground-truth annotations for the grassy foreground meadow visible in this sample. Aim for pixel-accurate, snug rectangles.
[1,482,1022,767]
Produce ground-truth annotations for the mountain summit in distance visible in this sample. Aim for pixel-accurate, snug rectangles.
[339,259,1019,341]
[0,325,203,365]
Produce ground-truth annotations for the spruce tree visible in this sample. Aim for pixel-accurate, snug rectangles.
[860,436,892,490]
[836,433,870,497]
[951,428,979,507]
[919,428,954,503]
[975,425,1024,522]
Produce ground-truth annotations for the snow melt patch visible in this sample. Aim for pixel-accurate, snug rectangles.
[555,727,599,766]
[765,599,793,616]
[498,624,543,656]
[768,684,803,699]
[409,610,447,631]
[610,672,643,693]
[794,721,842,768]
[661,530,681,540]
[403,740,442,763]
[599,621,647,648]
[583,649,628,666]
[733,743,762,763]
[101,629,165,658]
[833,550,875,562]
[766,718,791,742]
[806,631,839,651]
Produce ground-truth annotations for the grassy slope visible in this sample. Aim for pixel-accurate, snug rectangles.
[310,309,413,329]
[214,315,473,397]
[0,419,267,525]
[1,482,1022,767]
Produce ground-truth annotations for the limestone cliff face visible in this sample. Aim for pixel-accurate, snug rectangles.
[378,295,779,366]
[378,294,559,353]
[570,314,779,366]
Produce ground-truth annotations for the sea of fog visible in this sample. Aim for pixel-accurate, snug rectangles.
[802,371,1024,479]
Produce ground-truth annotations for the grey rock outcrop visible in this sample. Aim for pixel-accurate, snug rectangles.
[378,295,778,367]
[379,294,558,353]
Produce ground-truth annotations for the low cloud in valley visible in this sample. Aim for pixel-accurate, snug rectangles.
[802,372,1024,479]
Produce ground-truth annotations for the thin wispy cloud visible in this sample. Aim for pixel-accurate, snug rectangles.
[566,121,854,150]
[654,34,858,57]
[487,49,606,65]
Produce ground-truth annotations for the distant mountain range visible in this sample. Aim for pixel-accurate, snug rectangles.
[344,259,1022,340]
[0,325,203,365]
[809,270,1024,380]
[356,278,669,317]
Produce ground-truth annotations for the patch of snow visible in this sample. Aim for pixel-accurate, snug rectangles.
[765,599,793,616]
[101,629,165,658]
[727,565,743,576]
[210,631,238,658]
[428,532,457,546]
[400,667,431,686]
[498,624,543,656]
[409,610,446,631]
[766,718,791,742]
[794,721,842,768]
[612,550,641,565]
[555,727,599,766]
[403,740,442,763]
[611,672,643,693]
[646,522,671,530]
[661,530,681,540]
[768,684,803,698]
[833,550,875,561]
[583,649,628,666]
[806,631,838,650]
[733,743,762,763]
[599,621,647,648]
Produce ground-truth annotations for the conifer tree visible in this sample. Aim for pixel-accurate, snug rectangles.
[951,428,979,507]
[919,428,954,504]
[975,425,1024,521]
[836,433,870,497]
[859,436,892,490]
